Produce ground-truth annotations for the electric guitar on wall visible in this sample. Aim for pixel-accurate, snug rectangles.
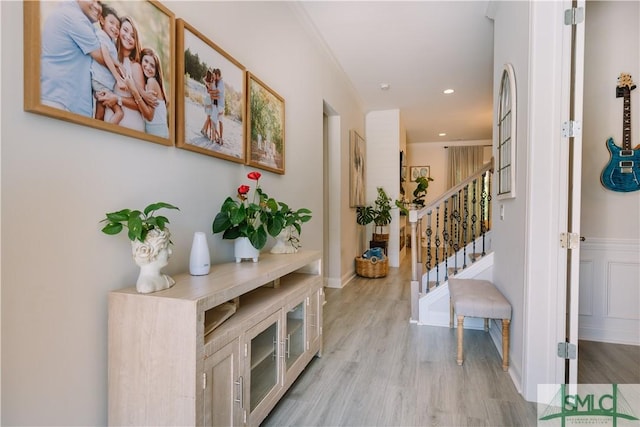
[600,73,640,192]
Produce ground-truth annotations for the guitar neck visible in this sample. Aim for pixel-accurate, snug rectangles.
[622,93,631,150]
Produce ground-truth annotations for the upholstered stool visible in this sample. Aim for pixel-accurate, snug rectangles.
[448,278,512,371]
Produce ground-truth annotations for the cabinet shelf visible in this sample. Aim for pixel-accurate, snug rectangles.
[250,327,277,370]
[204,272,320,356]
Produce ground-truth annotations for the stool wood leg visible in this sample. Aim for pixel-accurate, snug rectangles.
[456,315,464,365]
[484,318,489,332]
[502,319,510,371]
[449,299,454,328]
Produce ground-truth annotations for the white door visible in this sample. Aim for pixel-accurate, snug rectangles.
[564,0,585,384]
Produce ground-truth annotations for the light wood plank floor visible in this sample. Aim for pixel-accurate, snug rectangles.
[578,339,640,384]
[262,262,538,426]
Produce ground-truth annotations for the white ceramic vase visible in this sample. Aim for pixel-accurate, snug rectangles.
[189,231,211,275]
[234,237,260,263]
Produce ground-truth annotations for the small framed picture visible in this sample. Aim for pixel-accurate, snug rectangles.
[410,166,430,182]
[175,19,246,163]
[24,0,175,146]
[246,72,285,175]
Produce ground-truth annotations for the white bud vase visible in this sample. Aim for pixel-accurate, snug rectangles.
[189,232,211,275]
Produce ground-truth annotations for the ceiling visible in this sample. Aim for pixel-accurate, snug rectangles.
[296,1,495,144]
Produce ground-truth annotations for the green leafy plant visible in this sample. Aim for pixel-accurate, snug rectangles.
[356,187,393,235]
[100,202,180,242]
[278,202,312,249]
[396,175,435,214]
[212,171,311,250]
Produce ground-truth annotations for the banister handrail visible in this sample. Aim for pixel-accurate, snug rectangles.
[414,159,494,220]
[408,158,494,323]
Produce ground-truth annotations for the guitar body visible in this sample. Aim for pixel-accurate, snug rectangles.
[600,73,640,192]
[600,138,640,192]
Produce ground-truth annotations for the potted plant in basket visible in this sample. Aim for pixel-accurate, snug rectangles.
[212,171,311,262]
[356,186,393,244]
[100,202,180,294]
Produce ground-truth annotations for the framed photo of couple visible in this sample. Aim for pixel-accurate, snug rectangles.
[23,0,175,146]
[175,18,246,164]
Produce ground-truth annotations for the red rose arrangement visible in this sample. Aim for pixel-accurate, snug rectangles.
[213,171,310,250]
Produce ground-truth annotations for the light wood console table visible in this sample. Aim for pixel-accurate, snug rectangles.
[108,250,323,426]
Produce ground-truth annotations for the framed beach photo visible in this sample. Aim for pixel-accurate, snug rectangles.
[246,72,286,175]
[175,19,246,163]
[410,166,430,182]
[349,130,366,207]
[24,0,175,147]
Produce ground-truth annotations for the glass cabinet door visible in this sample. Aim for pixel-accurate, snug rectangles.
[286,301,305,370]
[248,313,281,414]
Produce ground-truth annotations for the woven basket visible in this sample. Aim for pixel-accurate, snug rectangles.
[355,256,389,278]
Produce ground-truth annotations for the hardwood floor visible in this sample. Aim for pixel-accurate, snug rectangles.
[578,339,640,384]
[262,261,538,426]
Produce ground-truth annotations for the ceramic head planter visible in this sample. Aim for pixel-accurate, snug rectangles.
[132,227,175,294]
[100,202,180,294]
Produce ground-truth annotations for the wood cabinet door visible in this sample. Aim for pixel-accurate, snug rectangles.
[245,310,283,426]
[203,338,243,426]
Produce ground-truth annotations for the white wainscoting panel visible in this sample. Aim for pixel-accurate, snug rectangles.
[579,238,640,345]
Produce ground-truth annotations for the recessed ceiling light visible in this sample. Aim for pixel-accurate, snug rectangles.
[443,89,454,94]
[439,132,447,137]
[380,83,390,91]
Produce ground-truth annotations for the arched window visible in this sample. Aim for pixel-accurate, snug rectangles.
[497,63,517,199]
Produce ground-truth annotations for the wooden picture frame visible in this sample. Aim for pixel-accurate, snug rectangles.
[349,130,366,207]
[175,19,246,163]
[246,72,285,174]
[410,166,430,182]
[24,0,175,146]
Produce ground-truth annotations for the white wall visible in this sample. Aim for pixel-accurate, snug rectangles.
[1,2,363,424]
[578,1,639,344]
[581,1,639,240]
[365,109,403,267]
[488,0,531,393]
[491,0,573,401]
[406,140,492,205]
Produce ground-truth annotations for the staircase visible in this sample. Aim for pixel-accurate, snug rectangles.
[407,161,494,324]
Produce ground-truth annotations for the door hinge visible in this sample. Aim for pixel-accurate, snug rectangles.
[564,7,584,25]
[558,342,577,359]
[202,372,207,390]
[560,232,580,249]
[562,120,582,138]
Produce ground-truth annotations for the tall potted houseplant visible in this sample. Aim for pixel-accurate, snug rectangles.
[356,187,393,243]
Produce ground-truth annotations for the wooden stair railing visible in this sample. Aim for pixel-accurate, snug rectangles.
[409,160,494,322]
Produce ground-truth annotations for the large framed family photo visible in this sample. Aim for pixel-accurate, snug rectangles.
[246,72,286,175]
[175,19,246,164]
[24,0,175,147]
